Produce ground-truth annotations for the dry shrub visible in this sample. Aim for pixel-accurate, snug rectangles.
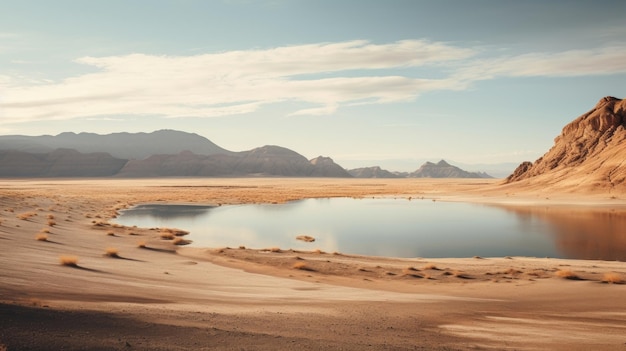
[312,249,324,254]
[161,227,190,236]
[296,235,315,242]
[35,233,48,241]
[504,268,523,275]
[47,214,55,220]
[602,272,624,284]
[238,245,246,250]
[423,264,440,270]
[172,237,191,246]
[267,247,281,253]
[292,262,314,271]
[137,240,147,248]
[59,255,79,267]
[17,212,37,220]
[47,219,56,227]
[40,228,50,233]
[160,232,175,240]
[555,269,579,280]
[106,231,115,236]
[404,266,420,273]
[105,247,120,258]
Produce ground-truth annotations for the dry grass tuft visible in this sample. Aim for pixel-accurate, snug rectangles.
[423,264,440,270]
[47,219,56,227]
[137,240,147,248]
[161,227,190,236]
[238,245,246,250]
[172,237,191,246]
[59,255,79,267]
[160,232,175,240]
[35,233,49,241]
[17,212,37,220]
[268,247,282,253]
[555,269,580,280]
[292,262,315,271]
[312,249,325,254]
[40,228,50,233]
[47,214,55,220]
[602,272,624,284]
[106,231,116,236]
[105,247,120,258]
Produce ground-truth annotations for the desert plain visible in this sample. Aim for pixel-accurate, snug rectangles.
[1,178,625,350]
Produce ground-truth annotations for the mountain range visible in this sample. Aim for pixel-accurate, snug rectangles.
[0,130,491,178]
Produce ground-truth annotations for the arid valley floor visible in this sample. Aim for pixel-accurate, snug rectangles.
[1,178,626,350]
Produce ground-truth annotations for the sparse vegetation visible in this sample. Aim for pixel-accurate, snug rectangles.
[160,227,189,236]
[423,264,440,270]
[172,237,191,245]
[292,261,314,271]
[602,272,624,284]
[35,233,48,241]
[160,232,175,240]
[59,255,79,267]
[137,240,147,248]
[17,212,37,220]
[47,219,56,226]
[555,269,580,280]
[107,231,116,236]
[105,247,120,258]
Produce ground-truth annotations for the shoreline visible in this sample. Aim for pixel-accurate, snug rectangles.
[1,178,625,350]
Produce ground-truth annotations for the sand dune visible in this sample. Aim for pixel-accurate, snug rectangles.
[1,178,625,350]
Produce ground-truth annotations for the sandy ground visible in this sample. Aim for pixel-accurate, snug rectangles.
[1,178,626,350]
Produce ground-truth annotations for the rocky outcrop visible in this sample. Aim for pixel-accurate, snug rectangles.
[309,156,351,177]
[348,166,403,178]
[0,149,127,177]
[506,97,626,192]
[409,160,492,178]
[116,149,352,177]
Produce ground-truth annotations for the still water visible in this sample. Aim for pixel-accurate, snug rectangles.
[115,198,626,260]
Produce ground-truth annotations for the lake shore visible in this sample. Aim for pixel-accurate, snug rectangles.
[1,178,626,350]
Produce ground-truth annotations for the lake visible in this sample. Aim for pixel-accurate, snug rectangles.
[114,198,626,260]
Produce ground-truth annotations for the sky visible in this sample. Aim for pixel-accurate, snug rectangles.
[1,0,625,172]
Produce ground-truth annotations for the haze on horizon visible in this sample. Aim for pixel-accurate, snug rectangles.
[1,0,625,172]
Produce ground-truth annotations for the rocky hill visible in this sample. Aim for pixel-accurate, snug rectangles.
[0,149,127,177]
[506,96,626,192]
[117,148,350,177]
[348,166,404,178]
[409,160,492,178]
[0,130,230,160]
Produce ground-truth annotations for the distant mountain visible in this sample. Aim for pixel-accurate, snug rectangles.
[348,166,403,178]
[0,130,230,160]
[506,96,626,192]
[0,149,127,177]
[117,148,351,177]
[409,160,493,178]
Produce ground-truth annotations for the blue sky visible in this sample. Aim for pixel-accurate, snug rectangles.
[1,0,625,171]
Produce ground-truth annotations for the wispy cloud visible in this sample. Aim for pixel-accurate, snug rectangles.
[2,39,626,124]
[0,40,474,123]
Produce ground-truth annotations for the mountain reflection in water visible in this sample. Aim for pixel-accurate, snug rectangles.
[115,199,626,260]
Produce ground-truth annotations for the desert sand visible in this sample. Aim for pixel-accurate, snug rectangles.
[1,178,626,350]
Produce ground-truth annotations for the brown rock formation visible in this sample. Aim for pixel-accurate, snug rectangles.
[506,97,626,193]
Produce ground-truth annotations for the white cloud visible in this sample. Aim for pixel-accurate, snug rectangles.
[457,46,626,81]
[2,39,626,124]
[0,40,474,123]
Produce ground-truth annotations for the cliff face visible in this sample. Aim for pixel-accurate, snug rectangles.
[506,97,626,192]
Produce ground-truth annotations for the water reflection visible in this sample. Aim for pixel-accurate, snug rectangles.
[115,198,626,260]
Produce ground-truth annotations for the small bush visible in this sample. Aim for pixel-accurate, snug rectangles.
[105,247,120,258]
[269,247,281,253]
[106,231,115,236]
[602,272,624,284]
[423,264,439,270]
[292,262,314,271]
[59,255,79,267]
[137,240,147,248]
[17,212,37,220]
[47,214,55,220]
[160,232,175,240]
[47,219,56,227]
[35,233,48,241]
[555,269,579,280]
